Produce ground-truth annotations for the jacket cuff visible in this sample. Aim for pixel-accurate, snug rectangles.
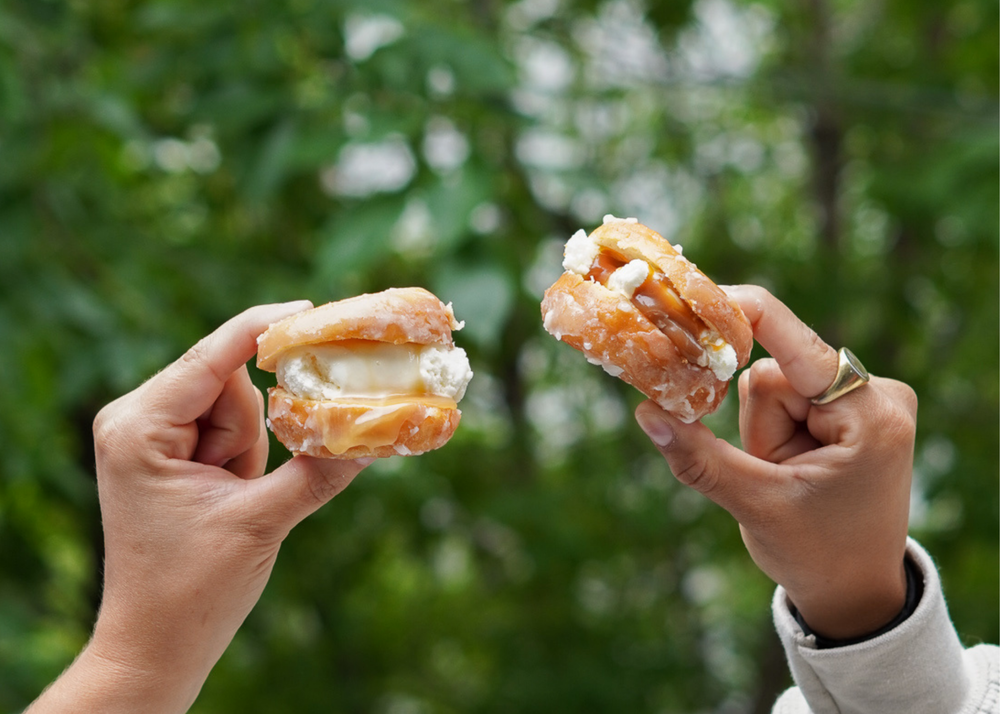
[772,537,970,714]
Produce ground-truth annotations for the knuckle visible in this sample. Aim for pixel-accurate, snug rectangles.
[92,392,163,475]
[876,378,917,417]
[889,380,919,417]
[671,456,717,494]
[177,336,228,387]
[785,329,826,374]
[749,357,780,381]
[180,338,212,375]
[92,404,114,442]
[306,468,345,506]
[745,358,782,396]
[92,399,127,458]
[870,391,917,446]
[801,329,828,365]
[893,399,918,436]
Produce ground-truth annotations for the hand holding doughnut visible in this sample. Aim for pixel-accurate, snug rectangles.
[635,285,917,640]
[28,303,374,713]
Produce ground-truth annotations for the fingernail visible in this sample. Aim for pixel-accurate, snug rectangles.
[636,408,674,448]
[353,457,377,467]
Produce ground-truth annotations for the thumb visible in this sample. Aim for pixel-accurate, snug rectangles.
[634,400,771,520]
[247,455,375,537]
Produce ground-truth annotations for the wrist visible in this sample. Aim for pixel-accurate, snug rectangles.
[785,557,909,642]
[790,555,923,648]
[26,638,207,714]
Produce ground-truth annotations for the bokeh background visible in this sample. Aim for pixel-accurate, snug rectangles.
[1,0,997,712]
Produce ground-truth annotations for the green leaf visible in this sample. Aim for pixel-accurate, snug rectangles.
[314,196,405,286]
[432,259,514,349]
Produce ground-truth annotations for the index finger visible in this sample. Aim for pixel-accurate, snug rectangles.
[144,301,313,425]
[722,285,838,400]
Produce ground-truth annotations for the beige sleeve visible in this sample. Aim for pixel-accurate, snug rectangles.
[771,538,999,714]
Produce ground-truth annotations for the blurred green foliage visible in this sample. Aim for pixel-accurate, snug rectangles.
[0,0,996,712]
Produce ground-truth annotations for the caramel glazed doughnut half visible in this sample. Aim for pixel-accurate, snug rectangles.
[256,287,474,459]
[541,216,752,423]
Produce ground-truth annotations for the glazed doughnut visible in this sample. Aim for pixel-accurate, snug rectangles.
[256,288,473,459]
[540,216,752,422]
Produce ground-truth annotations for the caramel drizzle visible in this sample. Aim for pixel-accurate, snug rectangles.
[327,394,458,408]
[317,395,458,456]
[587,250,706,364]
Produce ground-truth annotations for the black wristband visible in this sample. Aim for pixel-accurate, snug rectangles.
[790,555,924,650]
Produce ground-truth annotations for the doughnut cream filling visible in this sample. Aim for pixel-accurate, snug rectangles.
[563,215,738,381]
[276,341,473,404]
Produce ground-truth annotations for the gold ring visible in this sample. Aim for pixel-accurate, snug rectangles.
[810,348,871,405]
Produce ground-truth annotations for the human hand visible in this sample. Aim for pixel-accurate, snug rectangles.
[29,302,373,713]
[635,285,916,640]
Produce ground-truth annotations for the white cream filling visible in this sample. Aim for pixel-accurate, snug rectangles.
[276,342,473,402]
[602,214,638,225]
[562,229,600,275]
[698,336,738,381]
[606,259,649,298]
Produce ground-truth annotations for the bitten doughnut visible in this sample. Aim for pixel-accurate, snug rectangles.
[256,288,473,459]
[540,216,752,422]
